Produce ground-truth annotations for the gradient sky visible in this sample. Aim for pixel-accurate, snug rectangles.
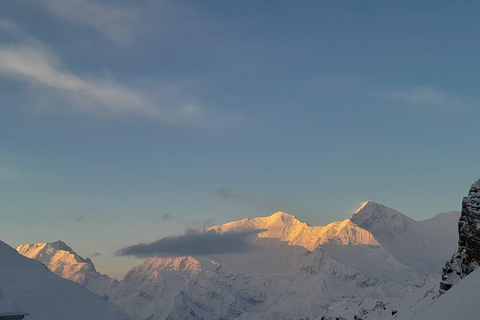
[1,0,479,278]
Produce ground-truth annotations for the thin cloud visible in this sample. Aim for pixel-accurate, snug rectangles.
[312,76,472,113]
[89,252,101,257]
[215,187,252,204]
[0,16,243,128]
[0,42,159,118]
[159,213,174,222]
[115,229,262,258]
[186,219,215,230]
[380,85,469,111]
[70,214,88,223]
[0,19,25,36]
[216,187,293,212]
[41,0,137,44]
[0,19,207,123]
[255,196,294,212]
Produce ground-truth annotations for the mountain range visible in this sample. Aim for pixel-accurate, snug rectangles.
[13,200,460,319]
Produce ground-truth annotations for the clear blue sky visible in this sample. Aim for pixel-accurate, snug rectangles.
[1,0,479,278]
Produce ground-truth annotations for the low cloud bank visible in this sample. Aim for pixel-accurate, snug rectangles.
[116,229,262,258]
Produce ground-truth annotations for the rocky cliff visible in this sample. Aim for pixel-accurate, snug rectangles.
[440,179,480,293]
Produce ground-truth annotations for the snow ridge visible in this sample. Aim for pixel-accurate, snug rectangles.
[0,240,130,320]
[16,241,115,298]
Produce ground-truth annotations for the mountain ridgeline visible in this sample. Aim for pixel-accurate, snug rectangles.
[16,201,460,320]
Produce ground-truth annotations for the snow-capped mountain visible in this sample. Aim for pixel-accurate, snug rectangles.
[350,201,460,274]
[106,201,458,320]
[0,240,130,320]
[16,201,460,320]
[16,240,114,298]
[208,201,459,275]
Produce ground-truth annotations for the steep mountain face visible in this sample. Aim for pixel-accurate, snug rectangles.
[16,240,114,298]
[0,240,130,320]
[440,179,480,293]
[350,201,460,274]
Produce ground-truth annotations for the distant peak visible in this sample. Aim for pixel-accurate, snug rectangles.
[266,211,299,223]
[350,200,411,230]
[352,200,383,215]
[49,240,75,253]
[269,211,295,218]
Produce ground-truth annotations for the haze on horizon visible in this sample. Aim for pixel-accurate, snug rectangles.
[1,0,479,278]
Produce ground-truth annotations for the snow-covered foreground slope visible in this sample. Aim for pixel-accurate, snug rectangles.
[0,240,130,320]
[394,263,480,320]
[16,241,114,298]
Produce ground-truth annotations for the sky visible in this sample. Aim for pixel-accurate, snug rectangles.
[1,0,479,278]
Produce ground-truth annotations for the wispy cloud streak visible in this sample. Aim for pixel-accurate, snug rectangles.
[0,42,159,117]
[379,85,469,111]
[41,0,137,44]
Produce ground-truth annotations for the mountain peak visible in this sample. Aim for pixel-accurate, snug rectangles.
[350,200,411,229]
[267,211,297,221]
[353,200,382,214]
[49,240,75,253]
[350,200,388,221]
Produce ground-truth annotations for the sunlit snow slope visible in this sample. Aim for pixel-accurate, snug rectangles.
[16,241,114,297]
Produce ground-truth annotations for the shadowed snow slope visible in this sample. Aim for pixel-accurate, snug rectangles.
[350,201,460,274]
[16,241,114,297]
[395,267,480,320]
[0,241,130,320]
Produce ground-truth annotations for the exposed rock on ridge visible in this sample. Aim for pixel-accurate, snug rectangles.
[440,179,480,294]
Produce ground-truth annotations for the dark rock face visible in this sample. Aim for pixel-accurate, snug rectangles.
[440,179,480,294]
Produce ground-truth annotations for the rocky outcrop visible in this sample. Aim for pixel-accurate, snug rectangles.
[440,179,480,294]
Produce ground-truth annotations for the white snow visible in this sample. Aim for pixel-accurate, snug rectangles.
[103,203,459,320]
[395,267,480,320]
[15,201,461,320]
[0,240,130,320]
[16,241,114,298]
[0,289,27,317]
